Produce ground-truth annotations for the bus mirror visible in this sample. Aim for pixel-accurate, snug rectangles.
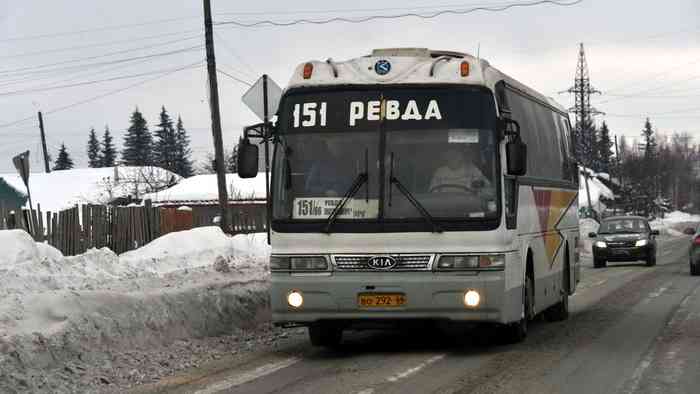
[237,138,259,178]
[506,138,527,176]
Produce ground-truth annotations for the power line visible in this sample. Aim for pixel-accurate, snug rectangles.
[0,45,203,79]
[0,63,208,96]
[216,68,253,86]
[598,75,700,105]
[0,61,204,130]
[0,29,202,59]
[0,16,200,43]
[216,0,551,16]
[214,0,583,28]
[0,34,202,75]
[212,31,256,77]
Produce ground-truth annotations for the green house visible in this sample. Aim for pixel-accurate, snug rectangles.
[0,177,27,211]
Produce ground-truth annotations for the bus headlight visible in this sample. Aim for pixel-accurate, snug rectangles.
[437,254,505,270]
[635,239,648,247]
[270,256,329,272]
[464,290,481,307]
[287,291,304,308]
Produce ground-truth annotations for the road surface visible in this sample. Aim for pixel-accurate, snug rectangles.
[134,235,700,394]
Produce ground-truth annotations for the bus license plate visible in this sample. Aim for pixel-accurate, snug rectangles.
[358,294,406,308]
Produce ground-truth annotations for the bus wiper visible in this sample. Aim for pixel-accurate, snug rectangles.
[389,153,442,233]
[324,172,368,234]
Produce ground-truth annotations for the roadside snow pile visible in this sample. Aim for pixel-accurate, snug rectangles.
[650,210,700,236]
[0,228,271,393]
[579,218,599,256]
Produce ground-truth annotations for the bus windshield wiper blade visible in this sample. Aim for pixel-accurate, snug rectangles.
[324,172,368,234]
[390,175,443,233]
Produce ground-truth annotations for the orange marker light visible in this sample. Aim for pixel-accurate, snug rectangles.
[460,61,470,77]
[303,63,313,79]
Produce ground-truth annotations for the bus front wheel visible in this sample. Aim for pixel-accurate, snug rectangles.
[309,322,343,348]
[502,274,532,344]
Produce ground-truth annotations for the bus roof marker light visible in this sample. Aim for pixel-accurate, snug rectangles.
[460,61,470,77]
[303,63,313,79]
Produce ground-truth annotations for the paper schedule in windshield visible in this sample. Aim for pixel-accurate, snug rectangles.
[293,198,379,219]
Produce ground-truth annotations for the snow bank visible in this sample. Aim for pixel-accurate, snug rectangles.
[142,173,267,204]
[650,210,700,236]
[0,166,179,213]
[579,218,599,256]
[0,228,271,393]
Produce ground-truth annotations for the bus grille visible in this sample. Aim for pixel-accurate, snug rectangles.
[332,255,433,271]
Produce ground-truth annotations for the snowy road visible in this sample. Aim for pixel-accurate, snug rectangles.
[133,235,700,394]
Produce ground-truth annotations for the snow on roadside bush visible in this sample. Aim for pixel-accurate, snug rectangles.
[650,210,700,236]
[579,218,599,256]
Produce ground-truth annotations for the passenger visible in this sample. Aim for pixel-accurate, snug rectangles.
[429,146,490,193]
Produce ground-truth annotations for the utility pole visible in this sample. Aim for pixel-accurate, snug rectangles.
[203,0,229,232]
[37,111,51,173]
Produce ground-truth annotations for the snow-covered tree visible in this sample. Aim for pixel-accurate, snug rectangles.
[100,126,117,167]
[53,143,74,171]
[86,128,101,168]
[153,106,178,172]
[121,107,152,166]
[173,115,194,177]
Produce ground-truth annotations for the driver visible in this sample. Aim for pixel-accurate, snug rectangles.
[429,146,490,193]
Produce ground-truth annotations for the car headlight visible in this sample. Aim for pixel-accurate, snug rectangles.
[270,256,329,272]
[437,254,504,270]
[594,241,607,248]
[635,239,649,247]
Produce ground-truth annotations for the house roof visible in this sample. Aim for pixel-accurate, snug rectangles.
[142,173,267,205]
[0,166,180,213]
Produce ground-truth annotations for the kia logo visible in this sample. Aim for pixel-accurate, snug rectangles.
[367,256,398,270]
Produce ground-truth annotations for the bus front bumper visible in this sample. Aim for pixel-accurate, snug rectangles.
[270,271,523,326]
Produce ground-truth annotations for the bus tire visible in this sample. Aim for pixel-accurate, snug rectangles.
[545,248,570,322]
[308,322,342,348]
[502,272,532,344]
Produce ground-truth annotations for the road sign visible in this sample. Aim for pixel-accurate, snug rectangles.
[12,151,30,187]
[242,75,282,121]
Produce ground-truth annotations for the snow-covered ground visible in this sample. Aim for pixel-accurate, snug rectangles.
[650,210,700,236]
[0,227,270,393]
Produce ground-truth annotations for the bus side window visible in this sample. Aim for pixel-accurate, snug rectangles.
[505,177,518,229]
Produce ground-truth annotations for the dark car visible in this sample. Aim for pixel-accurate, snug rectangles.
[589,216,659,268]
[688,225,700,276]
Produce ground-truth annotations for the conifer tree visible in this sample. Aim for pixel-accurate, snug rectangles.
[53,143,74,171]
[121,107,153,166]
[87,128,101,167]
[100,126,117,167]
[174,115,194,177]
[153,106,178,172]
[596,121,613,173]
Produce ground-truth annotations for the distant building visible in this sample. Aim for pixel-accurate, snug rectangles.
[0,177,27,211]
[142,173,267,228]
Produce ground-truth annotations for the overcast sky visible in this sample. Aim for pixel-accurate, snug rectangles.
[0,0,698,173]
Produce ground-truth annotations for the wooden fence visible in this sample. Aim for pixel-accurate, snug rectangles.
[0,200,267,256]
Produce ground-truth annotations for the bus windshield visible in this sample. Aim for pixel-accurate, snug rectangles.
[272,86,498,223]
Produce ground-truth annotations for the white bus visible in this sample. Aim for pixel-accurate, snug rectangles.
[238,48,580,346]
